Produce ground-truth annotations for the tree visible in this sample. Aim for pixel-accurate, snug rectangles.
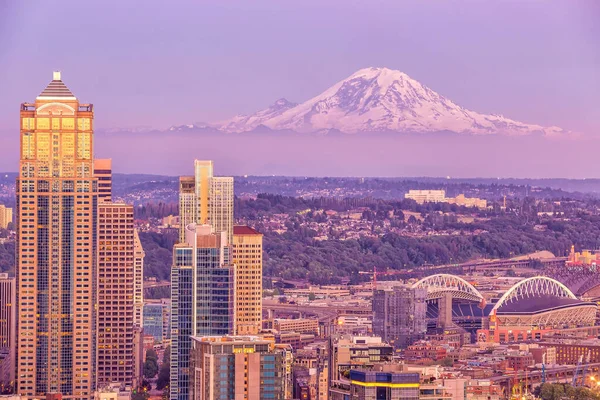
[156,346,171,390]
[440,357,453,367]
[308,292,316,301]
[143,349,159,379]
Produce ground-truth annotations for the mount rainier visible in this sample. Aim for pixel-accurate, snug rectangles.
[212,67,564,136]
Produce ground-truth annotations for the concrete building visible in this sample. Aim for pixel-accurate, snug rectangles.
[189,336,287,400]
[133,230,144,328]
[0,206,12,230]
[372,285,427,349]
[232,226,263,335]
[0,274,15,385]
[170,224,235,400]
[404,190,446,204]
[273,318,319,335]
[178,160,234,244]
[93,159,112,203]
[17,72,97,399]
[97,203,136,387]
[329,336,393,382]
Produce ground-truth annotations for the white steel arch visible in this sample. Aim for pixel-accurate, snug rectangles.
[413,274,484,303]
[491,276,577,314]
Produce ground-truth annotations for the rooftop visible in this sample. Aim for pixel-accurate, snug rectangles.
[37,71,77,100]
[234,225,262,235]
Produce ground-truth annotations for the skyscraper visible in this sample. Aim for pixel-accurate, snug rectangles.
[133,229,145,328]
[17,72,97,399]
[232,226,263,335]
[189,336,287,400]
[170,224,235,400]
[93,159,112,203]
[0,273,16,385]
[372,286,427,349]
[97,203,135,387]
[178,160,234,243]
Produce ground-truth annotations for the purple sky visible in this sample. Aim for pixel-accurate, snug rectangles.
[0,1,599,177]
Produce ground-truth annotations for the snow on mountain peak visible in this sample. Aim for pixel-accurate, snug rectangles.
[216,67,567,136]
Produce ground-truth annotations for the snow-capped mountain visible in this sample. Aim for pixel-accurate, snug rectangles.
[218,98,297,132]
[217,67,565,135]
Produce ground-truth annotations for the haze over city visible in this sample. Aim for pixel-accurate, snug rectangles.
[0,0,599,177]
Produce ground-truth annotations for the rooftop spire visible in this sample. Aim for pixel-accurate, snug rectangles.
[37,71,76,100]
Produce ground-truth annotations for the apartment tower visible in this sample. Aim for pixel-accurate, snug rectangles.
[178,160,234,243]
[170,224,235,400]
[97,203,135,387]
[17,72,97,399]
[232,226,263,335]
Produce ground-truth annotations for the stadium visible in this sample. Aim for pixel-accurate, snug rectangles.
[413,275,598,343]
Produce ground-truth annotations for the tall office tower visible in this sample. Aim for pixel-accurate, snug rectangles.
[232,226,263,335]
[170,224,235,400]
[0,205,13,229]
[17,72,97,399]
[133,229,145,327]
[97,203,135,387]
[372,286,427,349]
[93,159,112,203]
[178,160,234,243]
[189,336,286,400]
[0,273,16,384]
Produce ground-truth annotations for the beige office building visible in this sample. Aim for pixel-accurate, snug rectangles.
[0,205,12,230]
[133,229,145,328]
[17,72,97,399]
[232,226,263,335]
[97,203,136,387]
[178,160,234,244]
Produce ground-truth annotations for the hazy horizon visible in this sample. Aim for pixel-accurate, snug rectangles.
[1,1,598,177]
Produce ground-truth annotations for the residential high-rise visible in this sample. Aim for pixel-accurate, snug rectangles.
[97,203,135,387]
[17,72,97,399]
[232,225,263,335]
[189,336,287,400]
[93,159,112,203]
[0,273,16,385]
[133,229,145,328]
[0,205,12,229]
[372,286,427,349]
[170,224,235,400]
[178,160,234,243]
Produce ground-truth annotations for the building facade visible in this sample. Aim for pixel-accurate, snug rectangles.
[232,226,263,335]
[189,336,286,400]
[133,230,144,328]
[93,159,112,203]
[342,370,420,400]
[170,224,235,400]
[372,286,427,349]
[142,300,170,344]
[0,273,15,385]
[17,72,98,399]
[0,205,12,229]
[97,203,136,387]
[178,160,234,244]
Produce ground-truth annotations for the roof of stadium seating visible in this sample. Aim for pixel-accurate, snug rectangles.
[493,295,596,315]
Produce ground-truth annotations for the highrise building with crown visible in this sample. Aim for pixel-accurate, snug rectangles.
[17,72,98,399]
